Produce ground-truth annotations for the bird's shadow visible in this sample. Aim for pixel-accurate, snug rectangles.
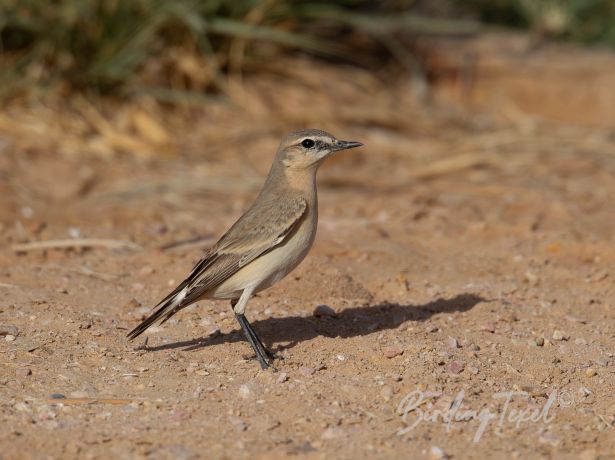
[144,293,485,354]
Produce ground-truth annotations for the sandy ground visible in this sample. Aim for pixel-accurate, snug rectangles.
[1,38,615,460]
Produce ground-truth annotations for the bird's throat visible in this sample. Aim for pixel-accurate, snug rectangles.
[284,166,318,194]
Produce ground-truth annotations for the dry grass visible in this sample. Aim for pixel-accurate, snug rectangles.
[1,51,613,178]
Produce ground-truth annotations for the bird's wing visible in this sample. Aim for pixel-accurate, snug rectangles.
[127,195,307,340]
[180,194,308,303]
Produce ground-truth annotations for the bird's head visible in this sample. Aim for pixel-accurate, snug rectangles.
[277,129,363,170]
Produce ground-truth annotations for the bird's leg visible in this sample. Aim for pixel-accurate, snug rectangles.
[235,313,271,369]
[239,314,276,360]
[231,291,274,368]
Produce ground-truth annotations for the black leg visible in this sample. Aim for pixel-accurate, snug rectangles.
[235,313,272,369]
[242,317,276,360]
[230,300,276,367]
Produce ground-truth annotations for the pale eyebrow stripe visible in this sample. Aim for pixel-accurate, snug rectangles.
[295,136,328,147]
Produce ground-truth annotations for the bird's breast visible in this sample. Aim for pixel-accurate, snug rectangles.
[212,206,317,298]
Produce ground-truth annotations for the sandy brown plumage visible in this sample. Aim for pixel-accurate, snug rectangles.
[127,129,363,368]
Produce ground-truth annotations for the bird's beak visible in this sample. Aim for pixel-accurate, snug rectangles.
[333,140,364,152]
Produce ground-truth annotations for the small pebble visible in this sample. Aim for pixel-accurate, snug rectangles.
[14,402,30,412]
[199,316,214,326]
[538,433,560,447]
[238,384,252,399]
[0,325,19,337]
[299,366,315,377]
[276,372,288,384]
[68,227,81,238]
[480,323,495,333]
[524,270,539,285]
[534,337,545,346]
[78,320,92,330]
[425,324,439,333]
[207,325,221,338]
[447,336,459,349]
[447,361,464,374]
[565,315,586,324]
[21,206,34,218]
[383,347,403,359]
[169,410,190,422]
[430,446,448,459]
[552,330,569,341]
[321,426,344,440]
[585,368,597,377]
[228,416,247,432]
[380,385,394,402]
[49,393,66,399]
[5,334,16,342]
[123,298,141,310]
[313,305,337,318]
[16,368,32,378]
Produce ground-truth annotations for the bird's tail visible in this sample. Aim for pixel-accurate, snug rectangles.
[127,287,188,340]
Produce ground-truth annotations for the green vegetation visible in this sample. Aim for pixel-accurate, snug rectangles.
[0,0,613,100]
[461,0,615,45]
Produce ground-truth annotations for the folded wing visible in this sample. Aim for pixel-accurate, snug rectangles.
[127,195,307,340]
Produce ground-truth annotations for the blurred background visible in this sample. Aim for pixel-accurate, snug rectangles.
[2,3,615,459]
[2,0,615,236]
[1,0,615,159]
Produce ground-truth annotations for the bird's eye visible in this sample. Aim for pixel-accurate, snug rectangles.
[301,139,315,149]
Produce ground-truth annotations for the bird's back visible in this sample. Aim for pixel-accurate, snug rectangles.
[210,187,317,299]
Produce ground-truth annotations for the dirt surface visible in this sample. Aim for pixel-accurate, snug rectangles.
[1,38,615,460]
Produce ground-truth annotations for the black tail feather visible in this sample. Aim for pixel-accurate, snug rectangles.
[127,293,185,340]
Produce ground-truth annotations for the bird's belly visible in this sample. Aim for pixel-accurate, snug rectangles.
[212,217,316,299]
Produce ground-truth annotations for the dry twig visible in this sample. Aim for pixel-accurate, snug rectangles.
[45,398,137,406]
[12,238,141,252]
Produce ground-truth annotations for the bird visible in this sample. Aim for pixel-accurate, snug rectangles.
[127,129,363,369]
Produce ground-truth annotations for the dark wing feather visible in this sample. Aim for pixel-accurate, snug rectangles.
[127,195,307,339]
[181,195,308,302]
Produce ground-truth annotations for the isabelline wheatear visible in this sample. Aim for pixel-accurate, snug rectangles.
[127,129,363,368]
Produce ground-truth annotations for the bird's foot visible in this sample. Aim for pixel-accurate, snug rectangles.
[247,350,276,371]
[235,313,278,370]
